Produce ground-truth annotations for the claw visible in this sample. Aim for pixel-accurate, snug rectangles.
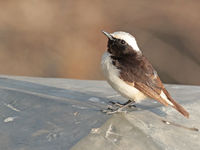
[101,107,126,114]
[108,101,124,107]
[102,100,136,115]
[108,100,136,108]
[106,108,127,115]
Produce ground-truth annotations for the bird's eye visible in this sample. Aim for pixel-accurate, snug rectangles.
[121,40,125,44]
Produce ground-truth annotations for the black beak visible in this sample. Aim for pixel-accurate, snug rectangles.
[102,31,113,40]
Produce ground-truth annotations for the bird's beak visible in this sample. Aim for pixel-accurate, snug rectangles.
[102,31,113,40]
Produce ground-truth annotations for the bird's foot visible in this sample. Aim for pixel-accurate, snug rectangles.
[102,100,136,115]
[108,100,136,108]
[101,106,126,114]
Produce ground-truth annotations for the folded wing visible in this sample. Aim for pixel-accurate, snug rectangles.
[116,54,189,118]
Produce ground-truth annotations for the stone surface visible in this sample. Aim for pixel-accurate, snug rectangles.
[0,75,199,150]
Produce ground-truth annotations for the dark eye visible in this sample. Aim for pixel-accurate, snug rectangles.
[121,40,125,44]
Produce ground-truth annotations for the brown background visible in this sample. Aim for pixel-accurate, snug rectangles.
[0,0,200,85]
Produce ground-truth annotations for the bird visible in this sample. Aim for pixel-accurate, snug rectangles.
[101,31,189,118]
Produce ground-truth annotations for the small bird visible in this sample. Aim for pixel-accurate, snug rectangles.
[101,31,189,118]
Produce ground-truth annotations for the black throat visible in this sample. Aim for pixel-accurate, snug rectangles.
[108,43,145,83]
[107,39,142,66]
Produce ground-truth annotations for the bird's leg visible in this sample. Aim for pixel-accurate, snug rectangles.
[109,100,136,108]
[103,100,136,114]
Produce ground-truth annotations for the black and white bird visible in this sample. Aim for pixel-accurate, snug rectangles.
[101,31,189,118]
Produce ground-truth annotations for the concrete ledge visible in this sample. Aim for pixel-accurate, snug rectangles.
[0,75,199,150]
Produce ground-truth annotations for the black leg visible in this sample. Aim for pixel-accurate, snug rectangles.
[109,100,136,108]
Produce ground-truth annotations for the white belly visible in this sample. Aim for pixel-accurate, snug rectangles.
[101,52,147,101]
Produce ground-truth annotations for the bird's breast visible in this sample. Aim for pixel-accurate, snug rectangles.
[101,52,146,101]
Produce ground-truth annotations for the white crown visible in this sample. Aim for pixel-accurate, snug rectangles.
[111,31,141,52]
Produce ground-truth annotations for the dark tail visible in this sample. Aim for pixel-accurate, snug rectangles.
[163,89,189,118]
[171,98,189,118]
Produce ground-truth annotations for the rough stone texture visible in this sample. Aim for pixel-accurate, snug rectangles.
[0,75,199,150]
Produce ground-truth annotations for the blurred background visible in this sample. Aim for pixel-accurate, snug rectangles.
[0,0,199,85]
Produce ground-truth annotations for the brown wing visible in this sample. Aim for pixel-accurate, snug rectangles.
[116,55,166,100]
[115,55,189,118]
[134,82,168,106]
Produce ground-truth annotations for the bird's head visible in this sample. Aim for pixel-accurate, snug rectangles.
[102,31,141,57]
